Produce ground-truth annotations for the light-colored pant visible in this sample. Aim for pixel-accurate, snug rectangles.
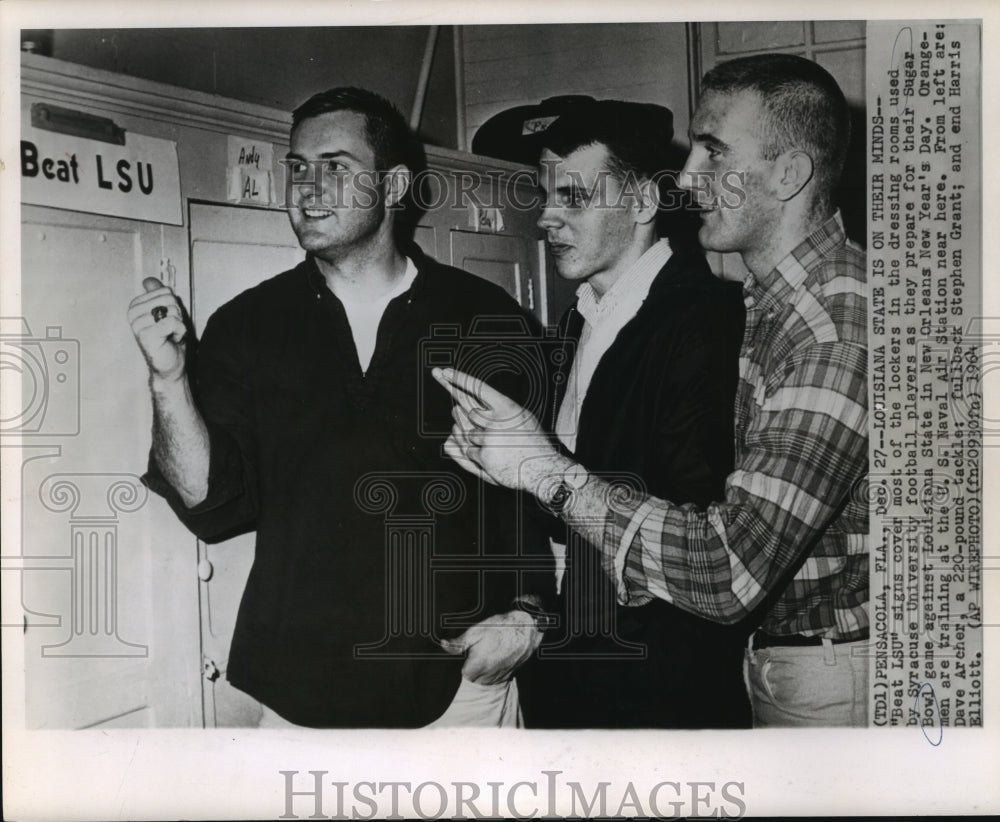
[425,677,522,728]
[745,638,869,727]
[257,678,522,729]
[258,705,303,729]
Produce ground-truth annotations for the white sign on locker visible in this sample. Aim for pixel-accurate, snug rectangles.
[226,135,274,205]
[20,117,182,225]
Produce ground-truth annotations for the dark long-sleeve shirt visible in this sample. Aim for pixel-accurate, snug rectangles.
[143,248,554,727]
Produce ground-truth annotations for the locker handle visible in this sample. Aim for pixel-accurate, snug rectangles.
[197,558,214,582]
[203,657,221,682]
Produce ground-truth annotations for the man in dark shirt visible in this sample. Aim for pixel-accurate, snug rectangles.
[127,87,552,728]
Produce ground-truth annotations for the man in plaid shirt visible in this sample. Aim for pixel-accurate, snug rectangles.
[435,53,869,727]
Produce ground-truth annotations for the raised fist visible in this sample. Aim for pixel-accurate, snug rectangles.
[127,277,188,382]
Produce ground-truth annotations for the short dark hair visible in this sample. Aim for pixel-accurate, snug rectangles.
[292,86,413,171]
[539,99,674,184]
[539,99,700,243]
[701,54,851,203]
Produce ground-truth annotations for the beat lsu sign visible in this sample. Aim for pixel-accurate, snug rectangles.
[21,119,182,226]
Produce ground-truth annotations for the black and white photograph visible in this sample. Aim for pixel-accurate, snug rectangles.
[1,0,997,818]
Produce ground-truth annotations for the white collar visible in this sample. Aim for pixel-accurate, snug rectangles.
[574,238,672,328]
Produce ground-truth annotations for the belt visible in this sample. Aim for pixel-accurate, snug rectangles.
[752,630,867,650]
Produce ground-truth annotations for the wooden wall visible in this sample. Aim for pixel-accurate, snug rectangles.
[461,23,692,152]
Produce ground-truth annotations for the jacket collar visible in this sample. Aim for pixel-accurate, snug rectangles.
[559,239,711,343]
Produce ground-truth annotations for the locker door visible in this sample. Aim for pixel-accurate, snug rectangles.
[449,230,539,315]
[188,201,303,727]
[14,208,159,728]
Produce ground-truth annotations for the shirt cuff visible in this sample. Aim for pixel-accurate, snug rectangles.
[604,487,659,606]
[140,423,249,519]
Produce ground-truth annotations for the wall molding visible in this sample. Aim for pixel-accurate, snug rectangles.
[21,52,292,142]
[20,52,529,180]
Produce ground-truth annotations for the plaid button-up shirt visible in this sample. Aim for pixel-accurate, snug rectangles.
[606,212,869,639]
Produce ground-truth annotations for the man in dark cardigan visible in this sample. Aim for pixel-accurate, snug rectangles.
[513,100,751,728]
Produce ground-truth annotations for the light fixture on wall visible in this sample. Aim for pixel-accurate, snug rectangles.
[21,30,53,56]
[31,102,126,146]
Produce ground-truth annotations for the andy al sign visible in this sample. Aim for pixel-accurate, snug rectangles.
[21,119,182,226]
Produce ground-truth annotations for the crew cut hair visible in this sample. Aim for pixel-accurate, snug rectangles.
[701,53,851,203]
[292,86,414,172]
